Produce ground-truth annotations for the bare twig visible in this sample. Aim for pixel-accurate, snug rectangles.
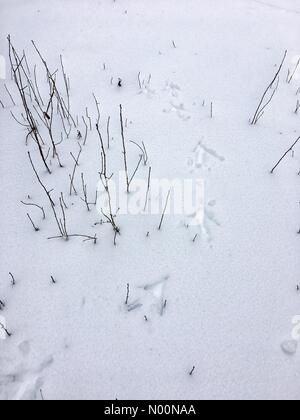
[287,59,300,84]
[189,366,196,376]
[158,189,171,230]
[69,144,82,195]
[81,173,90,211]
[270,136,300,173]
[4,83,16,106]
[27,213,40,231]
[93,94,101,126]
[9,272,15,286]
[130,140,148,165]
[107,116,111,149]
[0,322,12,337]
[144,166,152,212]
[251,50,287,125]
[125,283,130,305]
[21,201,45,219]
[120,105,130,193]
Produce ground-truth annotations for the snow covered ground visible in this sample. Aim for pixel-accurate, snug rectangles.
[0,0,299,401]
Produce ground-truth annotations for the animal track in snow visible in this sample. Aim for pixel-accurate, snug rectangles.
[187,140,225,173]
[125,276,169,319]
[162,81,191,121]
[0,340,54,400]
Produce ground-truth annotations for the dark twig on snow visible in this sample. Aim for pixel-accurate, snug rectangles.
[251,50,287,125]
[0,322,12,337]
[270,136,300,174]
[287,58,300,84]
[144,166,152,212]
[189,366,196,376]
[27,213,40,231]
[107,116,111,149]
[69,144,82,195]
[130,140,148,166]
[125,283,130,305]
[120,105,130,193]
[21,201,46,219]
[81,173,90,211]
[158,189,171,230]
[9,272,15,286]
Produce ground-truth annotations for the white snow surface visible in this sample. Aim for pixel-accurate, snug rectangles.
[0,0,299,400]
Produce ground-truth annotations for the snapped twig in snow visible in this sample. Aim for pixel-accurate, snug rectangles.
[0,300,5,310]
[251,50,287,125]
[21,200,46,219]
[27,213,40,231]
[119,105,130,193]
[158,189,171,230]
[270,136,300,174]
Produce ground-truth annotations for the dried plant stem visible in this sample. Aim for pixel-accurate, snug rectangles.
[69,145,82,195]
[144,167,152,211]
[270,136,300,174]
[158,189,171,230]
[27,213,40,231]
[251,50,287,125]
[120,105,130,193]
[21,201,45,219]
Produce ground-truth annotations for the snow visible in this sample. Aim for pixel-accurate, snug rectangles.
[0,0,299,400]
[281,340,298,356]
